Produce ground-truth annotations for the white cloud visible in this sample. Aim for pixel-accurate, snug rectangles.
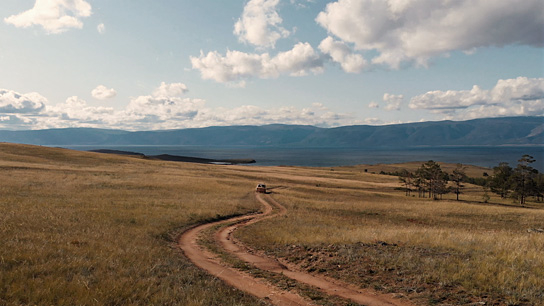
[91,85,117,100]
[4,0,92,34]
[97,23,105,34]
[0,83,361,130]
[195,102,357,128]
[47,96,115,123]
[318,36,366,73]
[409,86,488,110]
[125,96,204,125]
[190,42,323,84]
[368,101,379,109]
[383,93,403,111]
[290,0,315,9]
[152,82,188,98]
[362,117,383,125]
[0,115,36,129]
[409,77,544,119]
[234,0,290,49]
[0,89,47,113]
[316,0,544,68]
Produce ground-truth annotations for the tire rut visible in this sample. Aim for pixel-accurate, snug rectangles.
[179,192,414,306]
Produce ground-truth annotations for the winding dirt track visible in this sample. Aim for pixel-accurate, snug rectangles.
[178,193,413,306]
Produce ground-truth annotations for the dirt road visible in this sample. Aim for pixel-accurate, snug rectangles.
[178,193,414,306]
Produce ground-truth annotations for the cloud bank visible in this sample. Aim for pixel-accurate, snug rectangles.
[0,83,357,130]
[409,77,544,119]
[1,78,541,130]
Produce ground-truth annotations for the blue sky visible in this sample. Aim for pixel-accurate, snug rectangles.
[0,0,542,130]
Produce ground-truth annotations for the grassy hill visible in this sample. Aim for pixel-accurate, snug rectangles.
[0,144,543,305]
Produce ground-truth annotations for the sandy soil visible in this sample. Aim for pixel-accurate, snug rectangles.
[178,192,415,306]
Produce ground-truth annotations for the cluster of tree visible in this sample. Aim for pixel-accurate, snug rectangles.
[398,161,465,200]
[488,155,543,205]
[397,155,543,205]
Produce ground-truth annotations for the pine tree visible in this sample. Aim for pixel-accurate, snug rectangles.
[451,163,467,201]
[416,160,448,200]
[398,169,414,196]
[535,173,544,202]
[512,155,537,205]
[489,162,513,199]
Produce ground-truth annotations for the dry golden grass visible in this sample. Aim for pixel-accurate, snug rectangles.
[0,144,267,305]
[1,143,543,305]
[236,168,544,305]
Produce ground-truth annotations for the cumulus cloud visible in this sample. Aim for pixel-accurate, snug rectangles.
[47,96,116,123]
[409,77,544,119]
[152,82,188,98]
[0,89,47,113]
[382,93,403,111]
[318,36,366,73]
[190,42,323,84]
[234,0,290,49]
[316,0,544,68]
[124,96,204,126]
[4,0,92,34]
[97,23,105,34]
[91,85,117,100]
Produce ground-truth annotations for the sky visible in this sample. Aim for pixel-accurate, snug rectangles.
[0,0,542,131]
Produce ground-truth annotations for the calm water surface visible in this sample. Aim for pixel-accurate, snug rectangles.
[66,145,544,171]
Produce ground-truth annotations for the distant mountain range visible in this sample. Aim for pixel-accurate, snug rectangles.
[0,116,542,147]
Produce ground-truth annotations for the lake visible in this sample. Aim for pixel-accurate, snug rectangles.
[65,145,544,172]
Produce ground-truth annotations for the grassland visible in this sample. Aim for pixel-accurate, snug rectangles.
[0,144,266,305]
[1,143,543,305]
[236,168,544,305]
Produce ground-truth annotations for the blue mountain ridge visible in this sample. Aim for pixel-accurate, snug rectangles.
[0,116,542,147]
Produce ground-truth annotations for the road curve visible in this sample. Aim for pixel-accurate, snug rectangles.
[218,194,414,306]
[178,192,414,306]
[178,196,310,306]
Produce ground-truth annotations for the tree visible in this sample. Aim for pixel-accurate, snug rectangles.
[489,162,513,199]
[398,169,414,196]
[511,155,538,205]
[434,173,450,200]
[416,160,448,200]
[413,175,425,198]
[451,163,467,201]
[535,173,544,202]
